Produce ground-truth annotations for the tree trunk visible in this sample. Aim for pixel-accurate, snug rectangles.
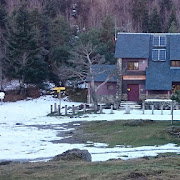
[115,58,123,109]
[89,66,98,110]
[19,74,26,95]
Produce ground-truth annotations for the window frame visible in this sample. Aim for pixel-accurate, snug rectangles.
[107,85,114,90]
[152,49,166,61]
[153,36,166,47]
[127,61,139,70]
[171,60,180,68]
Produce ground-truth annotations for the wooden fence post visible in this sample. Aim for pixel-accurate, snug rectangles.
[54,103,57,112]
[58,105,61,115]
[100,105,103,114]
[151,105,154,115]
[110,105,114,114]
[72,105,75,115]
[176,105,179,110]
[161,105,163,115]
[65,105,68,115]
[50,105,53,114]
[171,101,174,125]
[94,105,98,112]
[83,104,86,113]
[142,102,145,114]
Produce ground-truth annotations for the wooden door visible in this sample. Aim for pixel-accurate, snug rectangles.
[128,84,139,101]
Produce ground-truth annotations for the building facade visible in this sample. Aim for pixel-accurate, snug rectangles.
[87,65,117,104]
[115,33,180,101]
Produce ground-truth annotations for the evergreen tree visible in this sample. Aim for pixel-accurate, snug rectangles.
[100,15,114,43]
[167,9,178,32]
[76,16,116,64]
[149,8,162,33]
[159,0,173,32]
[0,0,6,5]
[49,15,72,66]
[142,11,149,33]
[132,0,148,32]
[168,21,178,33]
[50,15,71,48]
[43,0,57,18]
[0,4,7,28]
[99,15,115,64]
[6,5,49,90]
[0,3,7,90]
[48,15,72,84]
[57,0,72,15]
[78,28,100,47]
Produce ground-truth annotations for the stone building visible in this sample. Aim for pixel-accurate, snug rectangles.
[115,33,180,102]
[87,33,180,104]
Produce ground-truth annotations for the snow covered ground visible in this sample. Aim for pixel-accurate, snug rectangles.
[0,95,180,162]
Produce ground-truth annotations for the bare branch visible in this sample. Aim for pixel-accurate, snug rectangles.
[96,72,115,91]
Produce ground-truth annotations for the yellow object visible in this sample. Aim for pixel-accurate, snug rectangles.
[53,87,66,92]
[127,88,130,91]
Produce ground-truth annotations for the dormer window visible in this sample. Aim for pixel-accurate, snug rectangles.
[152,49,166,61]
[153,36,166,47]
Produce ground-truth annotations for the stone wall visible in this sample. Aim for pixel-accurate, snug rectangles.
[97,95,116,104]
[144,101,179,110]
[146,94,170,99]
[121,94,146,102]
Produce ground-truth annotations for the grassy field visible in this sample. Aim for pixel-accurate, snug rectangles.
[0,120,180,180]
[72,120,180,147]
[0,156,180,180]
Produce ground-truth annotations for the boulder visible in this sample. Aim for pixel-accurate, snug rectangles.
[167,126,180,137]
[0,161,13,165]
[52,149,92,162]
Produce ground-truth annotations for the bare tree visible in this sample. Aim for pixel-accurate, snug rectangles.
[59,41,115,110]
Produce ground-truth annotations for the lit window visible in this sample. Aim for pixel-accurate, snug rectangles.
[128,62,139,70]
[153,36,166,47]
[152,49,166,61]
[107,85,113,90]
[171,61,180,67]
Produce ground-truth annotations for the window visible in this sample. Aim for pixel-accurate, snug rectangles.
[172,84,180,93]
[152,49,166,61]
[128,62,139,70]
[107,85,113,90]
[171,61,180,67]
[153,36,166,47]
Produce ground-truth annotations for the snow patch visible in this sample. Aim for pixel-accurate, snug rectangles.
[0,95,180,162]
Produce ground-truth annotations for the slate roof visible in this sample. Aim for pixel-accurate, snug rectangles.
[170,35,180,60]
[86,65,117,82]
[115,33,180,90]
[115,33,150,58]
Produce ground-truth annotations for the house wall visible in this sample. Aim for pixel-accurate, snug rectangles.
[122,58,148,72]
[95,82,117,95]
[87,82,117,104]
[97,95,116,104]
[115,33,180,101]
[146,35,180,91]
[146,90,171,99]
[121,58,147,101]
[122,80,145,94]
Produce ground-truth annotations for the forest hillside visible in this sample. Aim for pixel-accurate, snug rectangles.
[2,0,180,32]
[0,0,179,94]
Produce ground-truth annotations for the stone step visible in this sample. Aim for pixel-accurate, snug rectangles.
[120,105,141,109]
[120,101,141,109]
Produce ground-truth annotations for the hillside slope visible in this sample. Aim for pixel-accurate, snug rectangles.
[2,0,180,32]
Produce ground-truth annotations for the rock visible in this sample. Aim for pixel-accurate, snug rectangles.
[16,123,23,125]
[0,161,13,165]
[52,149,92,162]
[167,126,180,137]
